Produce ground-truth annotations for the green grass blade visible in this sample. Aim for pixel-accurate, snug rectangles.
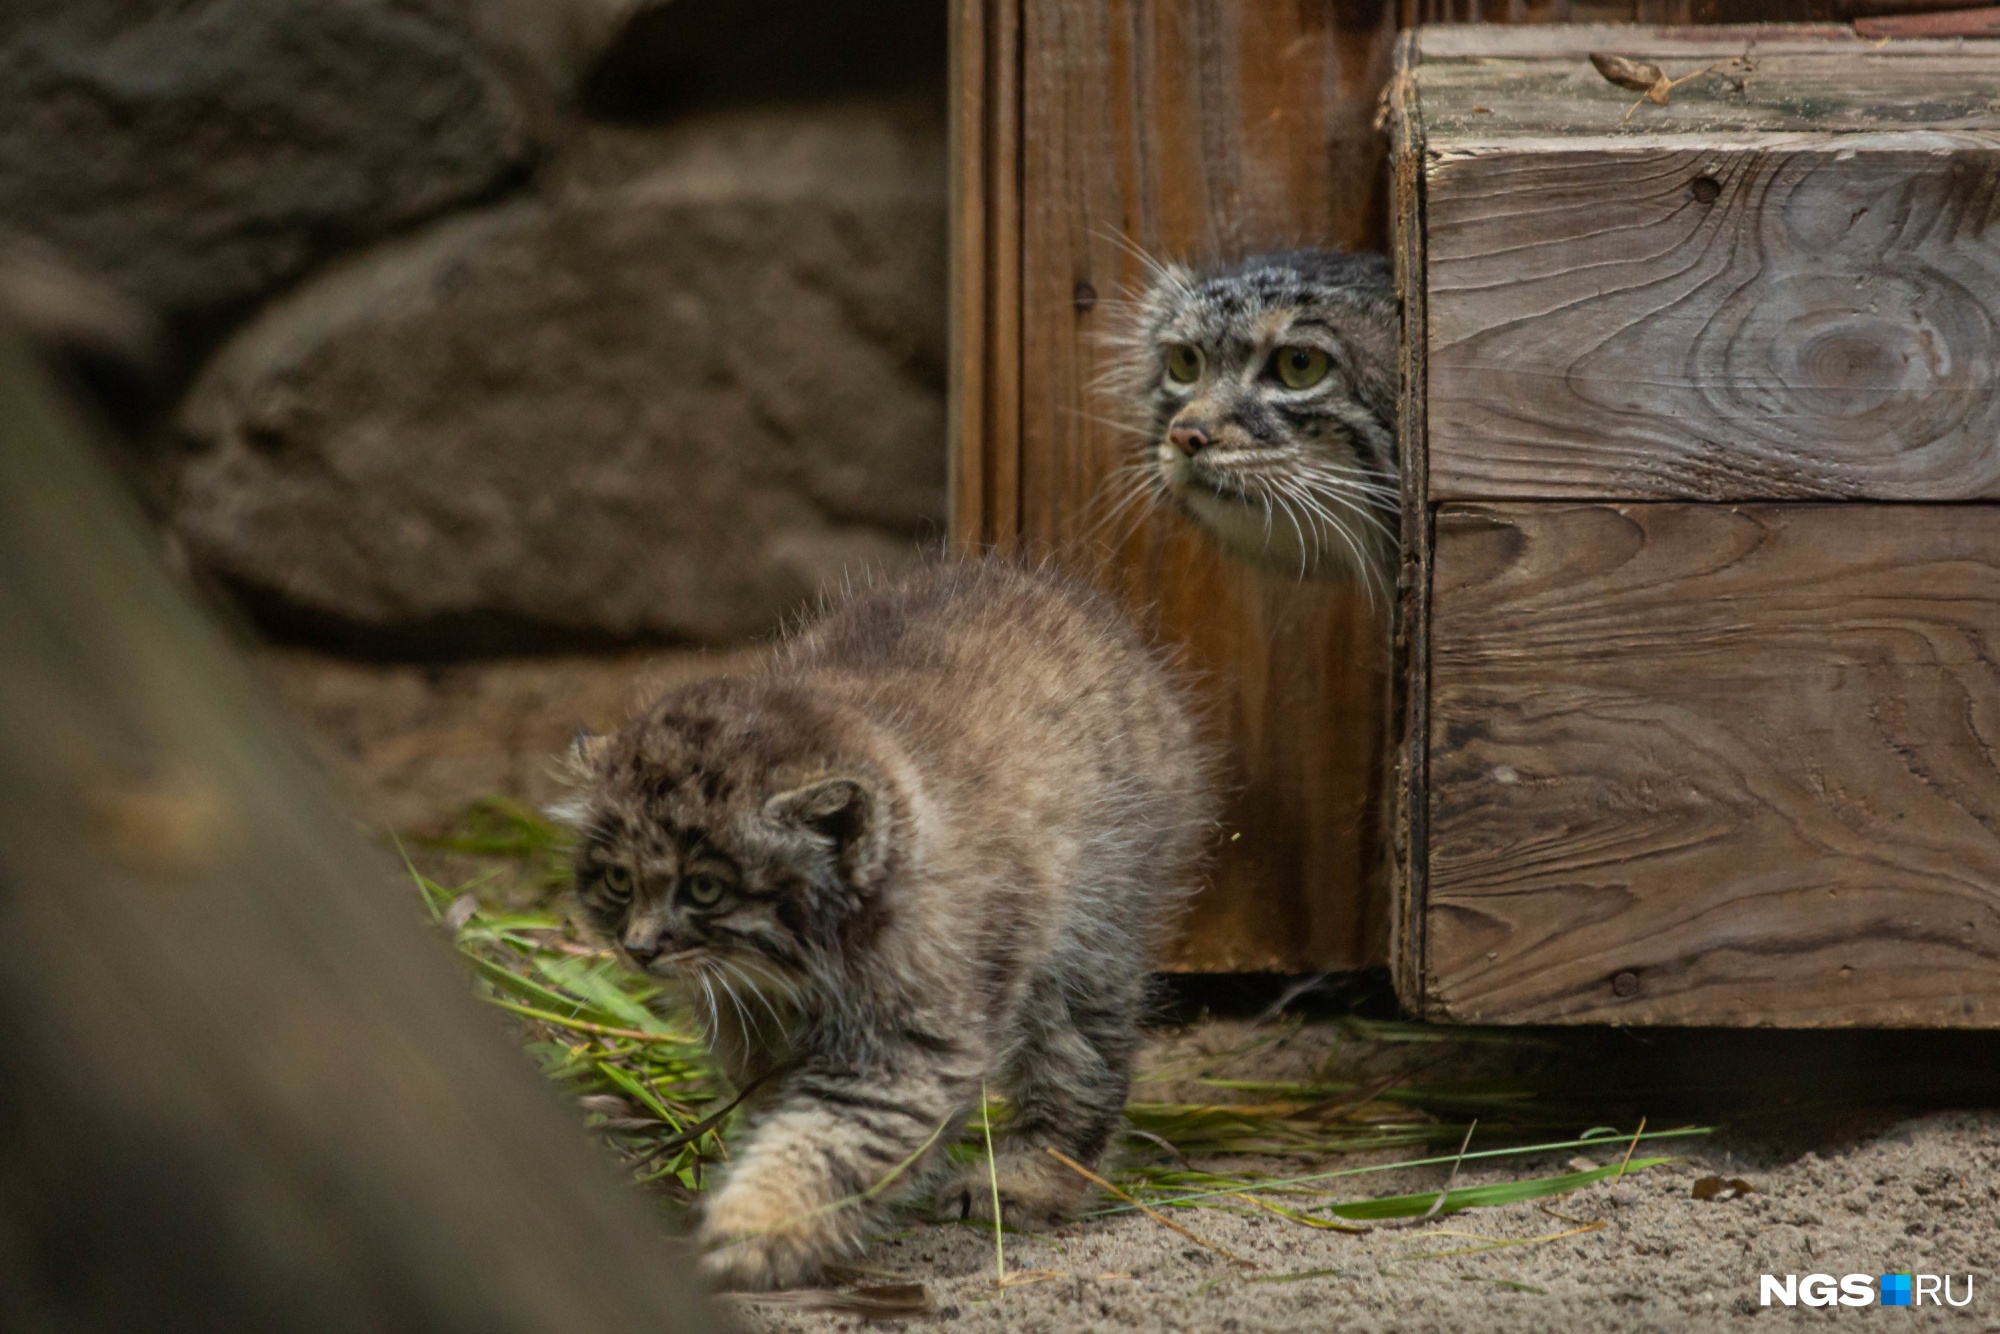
[1090,1127,1711,1215]
[1321,1157,1673,1221]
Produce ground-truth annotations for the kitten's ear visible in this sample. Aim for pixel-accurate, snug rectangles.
[547,729,610,829]
[765,776,890,893]
[568,727,610,769]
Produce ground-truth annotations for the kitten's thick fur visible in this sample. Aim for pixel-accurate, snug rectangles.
[555,560,1216,1290]
[1104,249,1400,597]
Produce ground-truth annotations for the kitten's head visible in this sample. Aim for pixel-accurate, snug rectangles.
[1113,249,1400,591]
[551,679,899,1020]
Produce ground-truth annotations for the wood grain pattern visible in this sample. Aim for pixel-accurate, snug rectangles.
[1002,0,1400,971]
[950,0,1023,550]
[1418,59,2000,138]
[1389,32,1433,1006]
[1414,22,1984,59]
[1411,28,2000,504]
[1426,502,2000,1026]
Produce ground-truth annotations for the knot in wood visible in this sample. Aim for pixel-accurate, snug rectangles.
[1072,281,1098,313]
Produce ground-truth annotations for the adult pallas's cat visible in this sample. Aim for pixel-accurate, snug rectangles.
[1105,249,1399,599]
[554,559,1216,1289]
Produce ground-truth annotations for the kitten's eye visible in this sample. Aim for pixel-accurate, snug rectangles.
[681,872,732,909]
[598,865,634,903]
[1273,346,1331,389]
[1163,344,1203,384]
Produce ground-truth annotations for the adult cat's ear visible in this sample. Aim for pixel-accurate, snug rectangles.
[765,776,890,893]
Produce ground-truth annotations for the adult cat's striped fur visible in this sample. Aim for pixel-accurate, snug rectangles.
[554,559,1216,1290]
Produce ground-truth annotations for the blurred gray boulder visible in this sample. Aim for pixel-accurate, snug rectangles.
[0,0,645,337]
[173,105,946,653]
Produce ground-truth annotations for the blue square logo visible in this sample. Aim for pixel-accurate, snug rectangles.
[1881,1273,1913,1307]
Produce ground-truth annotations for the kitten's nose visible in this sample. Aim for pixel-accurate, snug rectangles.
[624,935,662,964]
[1168,424,1211,456]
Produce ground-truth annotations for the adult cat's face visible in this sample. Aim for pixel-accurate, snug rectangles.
[1122,250,1401,594]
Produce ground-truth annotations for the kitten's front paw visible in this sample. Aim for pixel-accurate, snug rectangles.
[697,1180,835,1291]
[697,1230,823,1292]
[937,1150,1085,1228]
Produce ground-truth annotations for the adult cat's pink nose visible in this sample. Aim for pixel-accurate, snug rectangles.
[1168,424,1210,456]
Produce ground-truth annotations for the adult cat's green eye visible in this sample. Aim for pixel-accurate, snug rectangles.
[682,872,730,908]
[599,865,634,902]
[1274,346,1331,389]
[1164,343,1203,384]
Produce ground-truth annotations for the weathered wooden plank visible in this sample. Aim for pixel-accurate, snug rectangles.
[950,0,1024,552]
[948,0,987,545]
[1414,21,1977,57]
[1389,30,1434,1008]
[1425,142,2000,501]
[1426,502,2000,1026]
[1416,56,2000,140]
[1011,0,1398,971]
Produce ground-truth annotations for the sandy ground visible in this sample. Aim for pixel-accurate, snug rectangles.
[258,648,2000,1333]
[739,1110,2000,1333]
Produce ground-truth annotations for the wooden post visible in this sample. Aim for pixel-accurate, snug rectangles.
[952,0,1401,973]
[0,334,723,1330]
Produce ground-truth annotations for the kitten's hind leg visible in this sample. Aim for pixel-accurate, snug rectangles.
[944,979,1140,1227]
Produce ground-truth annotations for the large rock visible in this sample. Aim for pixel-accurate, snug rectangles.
[173,104,947,653]
[0,0,643,338]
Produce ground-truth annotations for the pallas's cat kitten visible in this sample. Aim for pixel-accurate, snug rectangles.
[554,560,1215,1290]
[1110,249,1399,594]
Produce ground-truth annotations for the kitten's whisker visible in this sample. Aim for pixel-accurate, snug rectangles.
[693,970,722,1042]
[717,955,792,1039]
[709,962,758,1041]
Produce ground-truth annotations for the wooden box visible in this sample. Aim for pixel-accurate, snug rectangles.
[1390,25,2000,1025]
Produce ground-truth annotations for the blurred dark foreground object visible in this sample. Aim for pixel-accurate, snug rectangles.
[0,333,721,1331]
[0,233,163,431]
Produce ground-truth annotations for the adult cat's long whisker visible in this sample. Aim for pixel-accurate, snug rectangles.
[1086,464,1165,547]
[1269,489,1313,582]
[1065,407,1160,441]
[1297,474,1399,540]
[1275,481,1328,576]
[1279,478,1382,609]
